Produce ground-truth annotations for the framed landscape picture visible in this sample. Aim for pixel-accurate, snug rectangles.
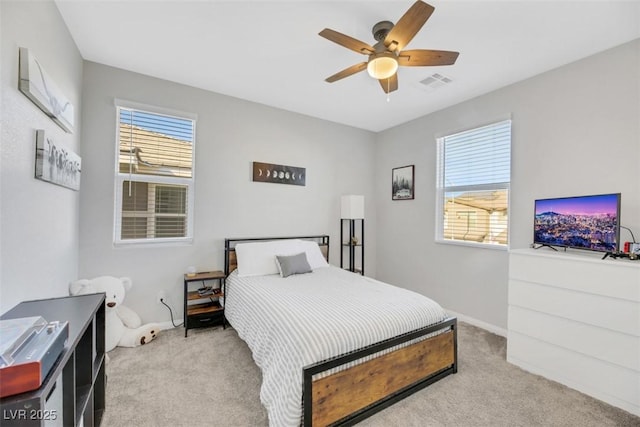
[392,165,414,200]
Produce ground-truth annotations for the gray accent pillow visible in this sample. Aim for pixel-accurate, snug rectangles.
[275,252,312,278]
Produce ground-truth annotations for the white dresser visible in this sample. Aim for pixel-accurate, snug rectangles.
[507,248,640,416]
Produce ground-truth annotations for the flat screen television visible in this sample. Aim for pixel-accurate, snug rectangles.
[534,193,620,253]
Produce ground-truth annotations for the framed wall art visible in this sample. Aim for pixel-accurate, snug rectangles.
[35,129,81,191]
[392,165,414,200]
[19,47,75,133]
[252,161,305,186]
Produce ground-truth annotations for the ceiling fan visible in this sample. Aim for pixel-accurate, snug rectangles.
[319,0,459,94]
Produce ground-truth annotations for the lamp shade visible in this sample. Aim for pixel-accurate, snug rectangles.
[341,195,364,219]
[366,54,398,80]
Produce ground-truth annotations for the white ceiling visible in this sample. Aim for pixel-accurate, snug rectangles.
[54,0,640,132]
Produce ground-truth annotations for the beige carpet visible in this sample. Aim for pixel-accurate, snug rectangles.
[101,322,639,427]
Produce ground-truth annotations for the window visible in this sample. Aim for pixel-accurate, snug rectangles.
[436,120,511,248]
[114,101,196,244]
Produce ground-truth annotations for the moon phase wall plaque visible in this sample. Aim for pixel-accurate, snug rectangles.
[252,162,305,186]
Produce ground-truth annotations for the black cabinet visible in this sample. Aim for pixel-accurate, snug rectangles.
[0,294,106,426]
[183,271,225,337]
[340,218,364,275]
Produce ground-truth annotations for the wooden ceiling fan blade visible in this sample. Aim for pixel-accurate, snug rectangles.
[379,73,398,94]
[325,62,368,83]
[319,28,375,55]
[384,0,434,52]
[398,49,459,66]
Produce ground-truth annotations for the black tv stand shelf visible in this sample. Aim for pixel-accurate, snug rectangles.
[0,294,106,427]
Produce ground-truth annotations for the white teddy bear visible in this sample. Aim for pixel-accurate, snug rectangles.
[69,276,159,352]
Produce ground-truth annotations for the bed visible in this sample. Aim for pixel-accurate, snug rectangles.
[224,235,457,426]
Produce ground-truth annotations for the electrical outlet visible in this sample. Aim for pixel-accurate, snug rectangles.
[156,290,166,304]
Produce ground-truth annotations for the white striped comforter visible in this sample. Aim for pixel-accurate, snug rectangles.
[224,266,446,427]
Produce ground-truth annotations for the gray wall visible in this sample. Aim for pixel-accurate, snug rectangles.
[0,0,83,313]
[374,39,640,331]
[2,1,637,335]
[80,62,377,324]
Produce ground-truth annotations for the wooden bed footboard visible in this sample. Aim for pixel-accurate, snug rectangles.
[303,317,457,427]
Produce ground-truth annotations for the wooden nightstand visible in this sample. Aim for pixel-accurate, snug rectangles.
[183,270,225,337]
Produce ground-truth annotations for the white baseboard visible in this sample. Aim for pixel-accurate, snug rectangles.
[157,321,179,331]
[444,308,507,337]
[159,312,505,337]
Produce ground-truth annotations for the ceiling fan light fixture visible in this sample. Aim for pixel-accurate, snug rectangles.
[367,53,398,80]
[319,1,459,94]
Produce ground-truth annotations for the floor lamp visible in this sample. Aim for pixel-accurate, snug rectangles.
[340,195,364,275]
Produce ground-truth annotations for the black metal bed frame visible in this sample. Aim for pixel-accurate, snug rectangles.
[224,235,330,276]
[302,317,457,426]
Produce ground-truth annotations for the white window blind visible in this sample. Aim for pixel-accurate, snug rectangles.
[115,103,195,244]
[436,120,511,247]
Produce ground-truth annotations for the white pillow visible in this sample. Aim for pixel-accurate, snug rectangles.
[298,240,329,269]
[235,239,302,277]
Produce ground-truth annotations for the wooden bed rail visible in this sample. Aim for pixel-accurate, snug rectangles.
[303,317,457,426]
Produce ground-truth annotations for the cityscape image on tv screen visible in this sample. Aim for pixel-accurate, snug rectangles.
[534,193,620,252]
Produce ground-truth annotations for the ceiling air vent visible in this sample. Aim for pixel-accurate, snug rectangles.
[419,73,452,90]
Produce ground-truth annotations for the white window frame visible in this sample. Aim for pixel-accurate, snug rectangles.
[435,119,511,250]
[113,99,196,246]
